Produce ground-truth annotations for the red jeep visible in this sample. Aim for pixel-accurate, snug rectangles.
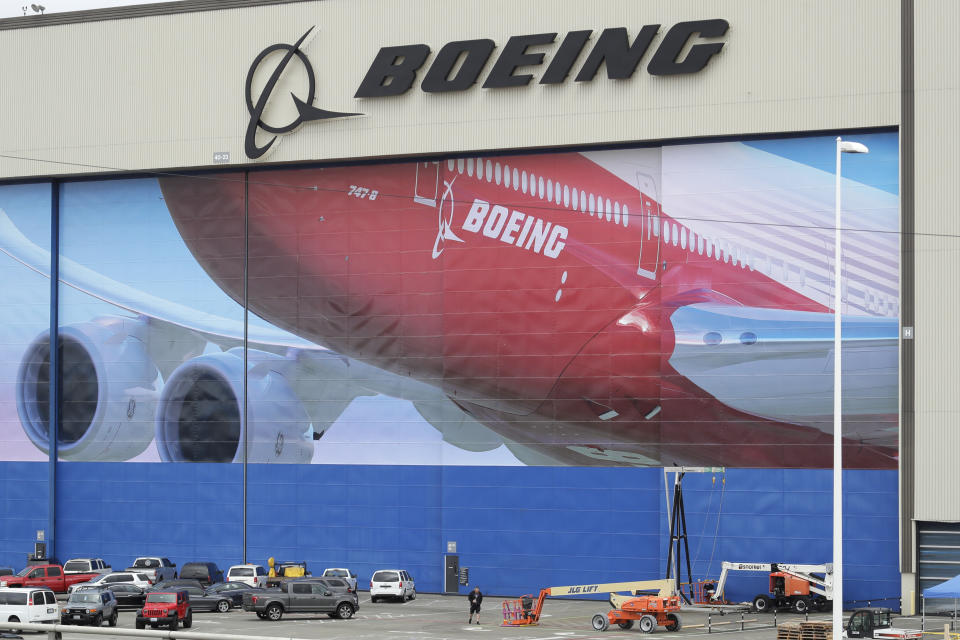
[135,590,193,630]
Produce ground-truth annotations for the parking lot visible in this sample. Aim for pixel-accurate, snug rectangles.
[28,594,869,640]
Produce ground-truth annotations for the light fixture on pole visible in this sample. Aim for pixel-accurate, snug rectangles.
[833,137,868,640]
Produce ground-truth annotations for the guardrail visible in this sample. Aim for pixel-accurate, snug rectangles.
[0,621,305,640]
[682,610,775,634]
[844,597,902,612]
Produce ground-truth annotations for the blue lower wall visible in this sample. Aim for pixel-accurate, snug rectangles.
[0,463,899,605]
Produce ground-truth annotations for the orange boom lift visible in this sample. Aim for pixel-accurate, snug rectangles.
[501,579,681,632]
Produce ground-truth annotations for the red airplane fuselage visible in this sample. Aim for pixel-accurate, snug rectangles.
[159,152,895,468]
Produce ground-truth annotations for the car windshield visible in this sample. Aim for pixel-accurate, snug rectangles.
[15,567,34,577]
[231,568,253,577]
[146,594,176,603]
[69,593,99,603]
[324,569,347,577]
[373,571,399,582]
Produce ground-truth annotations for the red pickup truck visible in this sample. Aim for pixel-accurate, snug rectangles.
[0,564,101,592]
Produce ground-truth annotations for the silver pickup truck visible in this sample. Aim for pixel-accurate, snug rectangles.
[242,579,358,621]
[63,559,111,575]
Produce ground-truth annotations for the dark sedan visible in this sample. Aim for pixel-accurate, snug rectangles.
[180,585,236,613]
[105,583,148,608]
[204,581,264,607]
[147,579,205,592]
[73,583,146,609]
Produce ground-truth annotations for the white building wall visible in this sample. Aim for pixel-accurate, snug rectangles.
[912,0,960,521]
[0,0,898,178]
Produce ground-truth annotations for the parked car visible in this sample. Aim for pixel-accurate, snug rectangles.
[136,589,193,631]
[178,584,236,613]
[147,579,204,592]
[0,564,101,593]
[370,569,416,602]
[321,568,358,592]
[226,564,268,588]
[62,558,111,575]
[126,557,177,584]
[205,581,264,607]
[307,576,353,594]
[179,562,223,586]
[0,588,59,631]
[60,588,118,626]
[242,579,358,621]
[67,571,152,594]
[99,583,147,609]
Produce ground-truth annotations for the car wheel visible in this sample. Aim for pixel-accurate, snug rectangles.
[109,610,118,627]
[266,604,284,621]
[410,589,416,601]
[371,595,379,603]
[184,610,193,628]
[639,615,656,633]
[8,616,21,633]
[93,613,103,627]
[591,614,609,631]
[217,599,231,613]
[337,603,354,620]
[170,617,178,631]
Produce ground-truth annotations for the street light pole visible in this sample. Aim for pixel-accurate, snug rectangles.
[833,137,868,640]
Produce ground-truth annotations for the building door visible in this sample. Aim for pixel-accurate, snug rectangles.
[444,555,460,594]
[918,521,960,611]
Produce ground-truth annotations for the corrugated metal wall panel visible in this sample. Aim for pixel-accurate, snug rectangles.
[912,0,960,521]
[0,0,898,180]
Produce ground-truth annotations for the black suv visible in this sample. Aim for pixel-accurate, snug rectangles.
[179,563,223,586]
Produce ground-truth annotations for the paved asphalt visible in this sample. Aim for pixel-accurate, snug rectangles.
[6,593,943,640]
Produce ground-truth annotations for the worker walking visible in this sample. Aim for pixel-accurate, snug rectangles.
[468,586,483,624]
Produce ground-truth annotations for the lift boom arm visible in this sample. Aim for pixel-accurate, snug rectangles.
[711,562,834,602]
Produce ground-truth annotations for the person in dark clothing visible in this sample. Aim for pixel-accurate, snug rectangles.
[468,586,483,624]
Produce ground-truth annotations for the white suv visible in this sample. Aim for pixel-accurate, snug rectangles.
[0,588,59,630]
[226,564,267,588]
[370,569,415,602]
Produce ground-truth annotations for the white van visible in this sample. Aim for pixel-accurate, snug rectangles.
[226,564,267,588]
[0,588,59,630]
[370,569,416,602]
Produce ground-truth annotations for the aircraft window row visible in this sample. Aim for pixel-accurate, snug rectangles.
[448,158,630,227]
[661,217,762,272]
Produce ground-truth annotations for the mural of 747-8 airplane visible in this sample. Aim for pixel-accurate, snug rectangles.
[0,132,900,468]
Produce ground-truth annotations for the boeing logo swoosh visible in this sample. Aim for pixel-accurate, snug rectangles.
[244,27,362,160]
[432,177,464,259]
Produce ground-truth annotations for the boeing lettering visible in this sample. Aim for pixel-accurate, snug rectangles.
[355,20,729,98]
[463,199,568,259]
